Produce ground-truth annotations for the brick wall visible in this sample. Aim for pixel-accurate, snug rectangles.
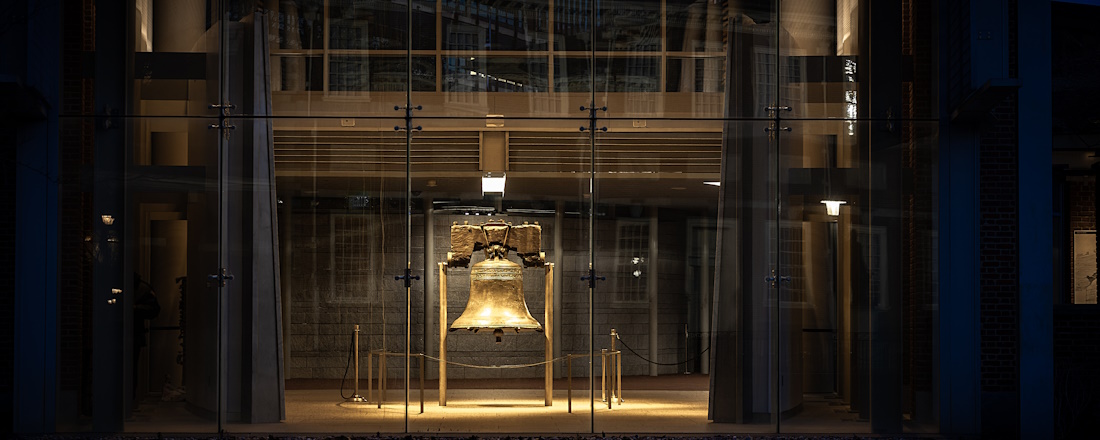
[978,95,1020,393]
[0,96,15,437]
[1066,180,1095,231]
[902,0,937,420]
[977,0,1022,398]
[59,0,96,417]
[1066,180,1095,303]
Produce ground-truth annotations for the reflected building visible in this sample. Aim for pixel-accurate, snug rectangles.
[0,1,1073,438]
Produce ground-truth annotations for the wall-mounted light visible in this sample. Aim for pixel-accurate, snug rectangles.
[703,181,720,187]
[101,215,115,225]
[821,200,847,216]
[482,172,506,196]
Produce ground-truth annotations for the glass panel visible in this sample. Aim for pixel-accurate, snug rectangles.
[589,120,756,433]
[273,0,324,50]
[553,57,660,94]
[411,1,556,118]
[777,0,860,120]
[407,117,592,433]
[267,1,436,117]
[120,107,224,432]
[775,120,939,434]
[61,0,947,436]
[329,56,436,92]
[328,0,434,50]
[442,57,549,93]
[441,0,550,51]
[266,119,409,433]
[776,0,937,121]
[121,0,224,433]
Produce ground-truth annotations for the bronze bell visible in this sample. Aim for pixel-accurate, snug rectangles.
[450,254,543,334]
[447,220,545,339]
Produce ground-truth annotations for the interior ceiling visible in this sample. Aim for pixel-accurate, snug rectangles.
[273,128,723,209]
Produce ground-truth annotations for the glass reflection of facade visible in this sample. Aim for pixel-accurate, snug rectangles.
[12,0,990,436]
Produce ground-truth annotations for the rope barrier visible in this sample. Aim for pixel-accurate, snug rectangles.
[362,350,612,370]
[421,353,573,369]
[615,335,710,367]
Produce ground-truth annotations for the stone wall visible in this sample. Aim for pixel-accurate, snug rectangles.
[284,203,703,380]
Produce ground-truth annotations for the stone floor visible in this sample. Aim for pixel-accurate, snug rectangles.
[119,375,935,436]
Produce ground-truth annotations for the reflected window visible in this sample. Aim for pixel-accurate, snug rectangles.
[328,0,435,50]
[442,0,549,51]
[444,57,548,92]
[329,56,436,92]
[555,56,659,92]
[276,0,324,49]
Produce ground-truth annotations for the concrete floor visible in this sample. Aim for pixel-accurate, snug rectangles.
[122,375,927,435]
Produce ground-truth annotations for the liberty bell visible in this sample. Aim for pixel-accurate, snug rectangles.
[446,220,546,341]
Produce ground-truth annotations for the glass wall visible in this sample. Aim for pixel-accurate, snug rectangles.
[70,0,939,435]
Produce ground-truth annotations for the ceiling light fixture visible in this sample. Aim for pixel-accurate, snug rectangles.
[821,199,846,216]
[482,172,506,196]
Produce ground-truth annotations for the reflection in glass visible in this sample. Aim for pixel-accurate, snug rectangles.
[105,0,942,435]
[444,57,548,92]
[555,57,659,93]
[330,56,436,92]
[442,0,550,51]
[275,0,324,50]
[328,0,434,50]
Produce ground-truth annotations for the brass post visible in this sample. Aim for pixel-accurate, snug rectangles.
[545,262,554,406]
[439,262,448,406]
[611,328,621,405]
[379,351,386,409]
[567,354,573,413]
[351,325,362,401]
[601,348,608,406]
[617,351,623,405]
[419,353,424,414]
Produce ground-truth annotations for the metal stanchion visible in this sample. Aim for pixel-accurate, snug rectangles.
[601,349,609,409]
[611,328,622,405]
[379,351,387,409]
[616,350,623,405]
[350,325,364,402]
[567,354,573,413]
[419,354,425,414]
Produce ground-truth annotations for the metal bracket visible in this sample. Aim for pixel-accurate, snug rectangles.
[394,268,420,288]
[207,267,234,287]
[394,105,423,132]
[207,102,237,138]
[765,269,792,287]
[580,269,606,289]
[580,104,608,133]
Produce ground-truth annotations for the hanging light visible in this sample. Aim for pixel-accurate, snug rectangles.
[821,199,846,216]
[482,172,506,196]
